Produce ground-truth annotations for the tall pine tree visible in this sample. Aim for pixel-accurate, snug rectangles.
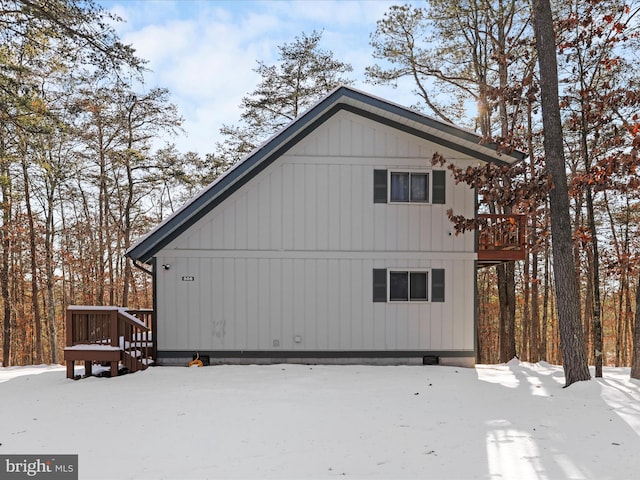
[216,31,353,164]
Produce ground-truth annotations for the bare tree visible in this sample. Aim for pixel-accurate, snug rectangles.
[532,0,590,386]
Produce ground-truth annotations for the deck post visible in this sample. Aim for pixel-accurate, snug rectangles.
[110,309,119,376]
[110,309,119,347]
[66,309,75,378]
[65,308,73,349]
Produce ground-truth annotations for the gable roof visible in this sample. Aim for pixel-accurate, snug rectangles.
[127,86,526,263]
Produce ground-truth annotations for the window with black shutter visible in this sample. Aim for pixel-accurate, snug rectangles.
[374,269,440,303]
[377,170,446,204]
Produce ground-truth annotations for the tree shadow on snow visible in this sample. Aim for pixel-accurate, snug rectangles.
[470,361,640,480]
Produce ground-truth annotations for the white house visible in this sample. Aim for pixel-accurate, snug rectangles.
[126,86,524,367]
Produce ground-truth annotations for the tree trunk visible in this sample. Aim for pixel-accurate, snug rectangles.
[581,112,602,376]
[97,122,107,306]
[586,188,603,376]
[533,0,590,386]
[603,190,624,367]
[631,275,640,379]
[624,284,633,365]
[1,159,12,367]
[498,262,517,362]
[541,203,551,362]
[531,243,540,362]
[523,251,531,361]
[583,259,593,362]
[526,74,540,363]
[44,153,58,363]
[493,5,519,363]
[623,201,633,365]
[22,156,44,364]
[122,101,136,307]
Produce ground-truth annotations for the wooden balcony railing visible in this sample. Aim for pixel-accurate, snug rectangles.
[64,306,154,379]
[477,214,526,267]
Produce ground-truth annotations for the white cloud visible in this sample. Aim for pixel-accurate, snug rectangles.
[100,0,421,155]
[113,9,272,153]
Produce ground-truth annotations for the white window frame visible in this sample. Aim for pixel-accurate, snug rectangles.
[389,170,431,204]
[388,269,430,303]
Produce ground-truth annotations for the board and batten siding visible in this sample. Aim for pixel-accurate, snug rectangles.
[156,255,474,352]
[156,110,478,355]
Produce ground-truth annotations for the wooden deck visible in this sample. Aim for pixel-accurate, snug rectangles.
[477,214,526,267]
[64,306,154,379]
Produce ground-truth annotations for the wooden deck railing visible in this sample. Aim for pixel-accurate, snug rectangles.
[477,214,526,266]
[64,306,153,379]
[124,308,153,330]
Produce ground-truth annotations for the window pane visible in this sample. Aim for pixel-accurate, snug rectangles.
[410,272,428,300]
[389,272,409,301]
[390,173,409,202]
[410,173,429,202]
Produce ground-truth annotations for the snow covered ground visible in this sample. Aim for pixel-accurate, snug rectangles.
[1,361,639,479]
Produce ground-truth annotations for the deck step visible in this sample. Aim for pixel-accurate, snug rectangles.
[64,346,121,379]
[65,306,154,379]
[64,345,153,379]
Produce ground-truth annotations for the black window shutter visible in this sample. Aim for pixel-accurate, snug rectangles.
[373,169,388,203]
[432,170,446,204]
[431,269,445,302]
[373,268,387,302]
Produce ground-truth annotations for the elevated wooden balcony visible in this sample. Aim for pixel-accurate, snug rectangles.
[64,306,154,379]
[477,214,526,268]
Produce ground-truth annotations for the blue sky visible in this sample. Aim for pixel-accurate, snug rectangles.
[98,0,421,155]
